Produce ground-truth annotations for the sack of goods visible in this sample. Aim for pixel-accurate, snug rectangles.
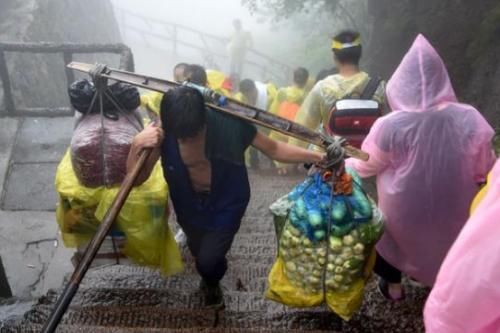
[69,79,143,188]
[266,170,384,320]
[55,152,183,277]
[53,80,184,277]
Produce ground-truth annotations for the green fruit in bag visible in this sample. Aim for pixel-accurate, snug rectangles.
[285,261,297,273]
[331,199,347,222]
[280,238,290,248]
[353,243,365,255]
[331,223,354,238]
[352,188,373,218]
[312,269,322,278]
[289,248,301,258]
[295,199,307,218]
[326,279,340,290]
[308,211,323,227]
[314,230,326,241]
[316,247,327,257]
[343,257,363,270]
[329,237,343,253]
[342,246,354,255]
[350,229,360,240]
[290,226,302,237]
[302,238,312,247]
[290,236,301,246]
[308,276,321,285]
[343,235,355,246]
[334,274,344,283]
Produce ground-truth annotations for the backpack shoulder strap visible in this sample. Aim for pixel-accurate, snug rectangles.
[360,77,382,100]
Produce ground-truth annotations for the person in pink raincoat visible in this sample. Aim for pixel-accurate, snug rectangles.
[346,34,495,300]
[424,158,500,333]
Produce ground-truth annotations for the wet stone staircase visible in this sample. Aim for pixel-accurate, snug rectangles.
[2,173,427,332]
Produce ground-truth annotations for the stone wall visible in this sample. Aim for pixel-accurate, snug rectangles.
[0,0,122,112]
[366,0,500,127]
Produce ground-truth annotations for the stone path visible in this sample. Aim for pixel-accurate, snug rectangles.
[1,171,428,332]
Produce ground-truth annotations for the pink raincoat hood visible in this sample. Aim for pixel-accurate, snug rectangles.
[386,34,457,112]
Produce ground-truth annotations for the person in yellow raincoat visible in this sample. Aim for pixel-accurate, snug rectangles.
[269,67,309,175]
[141,63,188,118]
[206,69,235,97]
[289,31,385,149]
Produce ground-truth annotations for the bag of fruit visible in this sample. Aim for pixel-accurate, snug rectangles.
[266,169,384,320]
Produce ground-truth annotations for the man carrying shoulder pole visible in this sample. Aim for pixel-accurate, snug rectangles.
[128,86,324,307]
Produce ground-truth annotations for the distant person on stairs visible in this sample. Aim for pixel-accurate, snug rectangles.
[185,64,208,86]
[127,86,324,307]
[228,19,252,77]
[173,62,188,83]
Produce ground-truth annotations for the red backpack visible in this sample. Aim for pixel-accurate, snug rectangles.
[325,78,383,149]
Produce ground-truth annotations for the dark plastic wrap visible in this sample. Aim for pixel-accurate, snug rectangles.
[68,79,140,115]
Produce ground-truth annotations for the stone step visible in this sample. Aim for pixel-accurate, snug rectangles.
[22,307,217,329]
[28,288,291,314]
[84,257,274,283]
[180,256,276,272]
[79,270,270,293]
[78,263,275,291]
[20,306,343,331]
[223,244,278,258]
[233,233,277,245]
[236,223,275,234]
[4,324,339,333]
[6,282,428,333]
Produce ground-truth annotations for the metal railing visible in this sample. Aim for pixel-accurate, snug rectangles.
[114,7,293,84]
[0,42,134,117]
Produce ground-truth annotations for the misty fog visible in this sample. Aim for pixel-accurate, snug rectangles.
[109,0,366,85]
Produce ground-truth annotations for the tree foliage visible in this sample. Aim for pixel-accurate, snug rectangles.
[241,0,340,20]
[241,0,372,78]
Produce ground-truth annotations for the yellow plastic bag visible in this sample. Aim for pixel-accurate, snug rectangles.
[470,172,492,214]
[325,248,376,320]
[141,91,163,116]
[55,151,183,276]
[265,222,378,321]
[207,69,232,97]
